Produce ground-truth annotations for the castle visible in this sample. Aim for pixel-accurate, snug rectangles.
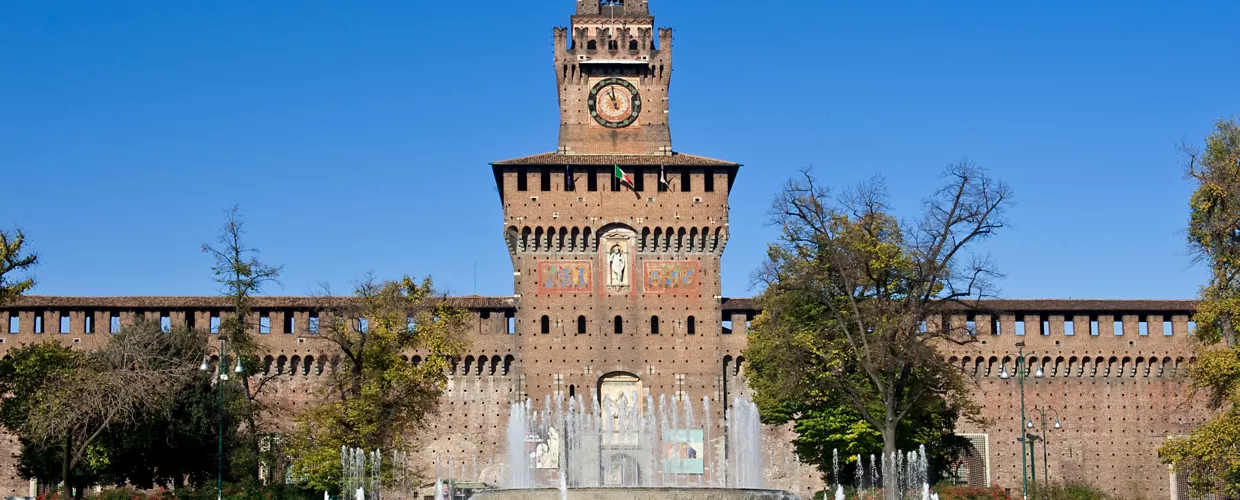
[0,1,1213,498]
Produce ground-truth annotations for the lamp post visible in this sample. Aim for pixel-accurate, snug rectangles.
[200,337,244,500]
[1000,341,1043,500]
[1031,407,1062,487]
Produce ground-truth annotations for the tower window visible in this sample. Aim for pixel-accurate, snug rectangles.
[629,40,639,51]
[565,166,575,192]
[687,316,696,335]
[614,316,624,335]
[611,170,622,192]
[608,40,619,51]
[578,316,587,334]
[587,40,598,51]
[681,169,692,192]
[704,168,715,192]
[633,167,644,191]
[651,316,660,335]
[541,315,551,334]
[588,167,598,191]
[540,166,552,191]
[517,167,528,191]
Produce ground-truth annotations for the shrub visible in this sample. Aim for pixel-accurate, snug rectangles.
[1029,481,1116,500]
[935,485,1014,500]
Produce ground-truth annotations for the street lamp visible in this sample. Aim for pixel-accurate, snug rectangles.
[1031,407,1063,487]
[200,336,244,500]
[1000,341,1041,500]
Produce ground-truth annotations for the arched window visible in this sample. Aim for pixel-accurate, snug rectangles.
[541,315,551,334]
[578,315,587,334]
[614,316,624,334]
[687,316,696,335]
[650,316,660,335]
[629,39,639,51]
[608,40,619,51]
[587,40,598,51]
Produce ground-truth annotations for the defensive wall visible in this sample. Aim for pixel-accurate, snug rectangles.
[0,297,1209,499]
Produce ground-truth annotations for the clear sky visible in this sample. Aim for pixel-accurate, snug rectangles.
[3,0,1238,300]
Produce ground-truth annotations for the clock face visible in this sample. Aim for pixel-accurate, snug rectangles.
[588,78,642,128]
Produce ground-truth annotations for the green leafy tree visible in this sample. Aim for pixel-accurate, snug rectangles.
[1160,118,1240,497]
[288,276,468,493]
[202,207,284,479]
[0,228,38,304]
[0,322,207,498]
[745,164,1010,500]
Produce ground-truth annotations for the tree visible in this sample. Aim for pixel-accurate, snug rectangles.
[1160,118,1240,497]
[7,321,207,497]
[202,206,284,479]
[745,163,1011,499]
[288,276,468,493]
[0,228,38,304]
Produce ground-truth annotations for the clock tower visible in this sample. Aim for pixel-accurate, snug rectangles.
[554,0,672,155]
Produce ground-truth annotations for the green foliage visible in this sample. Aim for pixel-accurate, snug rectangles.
[0,341,83,433]
[88,482,318,500]
[288,276,469,492]
[0,228,38,305]
[746,165,1009,496]
[934,485,1013,500]
[1027,481,1118,500]
[202,207,285,480]
[1160,117,1240,497]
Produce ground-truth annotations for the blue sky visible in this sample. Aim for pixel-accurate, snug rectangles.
[3,0,1238,300]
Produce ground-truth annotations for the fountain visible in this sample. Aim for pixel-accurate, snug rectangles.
[471,395,799,500]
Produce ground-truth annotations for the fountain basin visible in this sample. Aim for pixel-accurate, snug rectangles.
[470,488,799,500]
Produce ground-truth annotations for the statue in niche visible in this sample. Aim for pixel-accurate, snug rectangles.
[608,244,628,286]
[535,426,561,469]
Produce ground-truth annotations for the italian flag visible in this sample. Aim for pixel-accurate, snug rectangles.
[614,165,634,186]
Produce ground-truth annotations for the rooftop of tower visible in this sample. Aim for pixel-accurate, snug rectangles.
[491,152,738,167]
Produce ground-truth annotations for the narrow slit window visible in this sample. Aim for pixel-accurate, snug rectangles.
[687,316,696,335]
[650,316,660,335]
[541,315,551,335]
[614,316,624,335]
[577,316,587,334]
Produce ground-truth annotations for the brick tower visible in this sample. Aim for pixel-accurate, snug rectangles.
[489,0,747,487]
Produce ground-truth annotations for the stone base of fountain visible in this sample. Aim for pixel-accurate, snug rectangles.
[470,488,799,500]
